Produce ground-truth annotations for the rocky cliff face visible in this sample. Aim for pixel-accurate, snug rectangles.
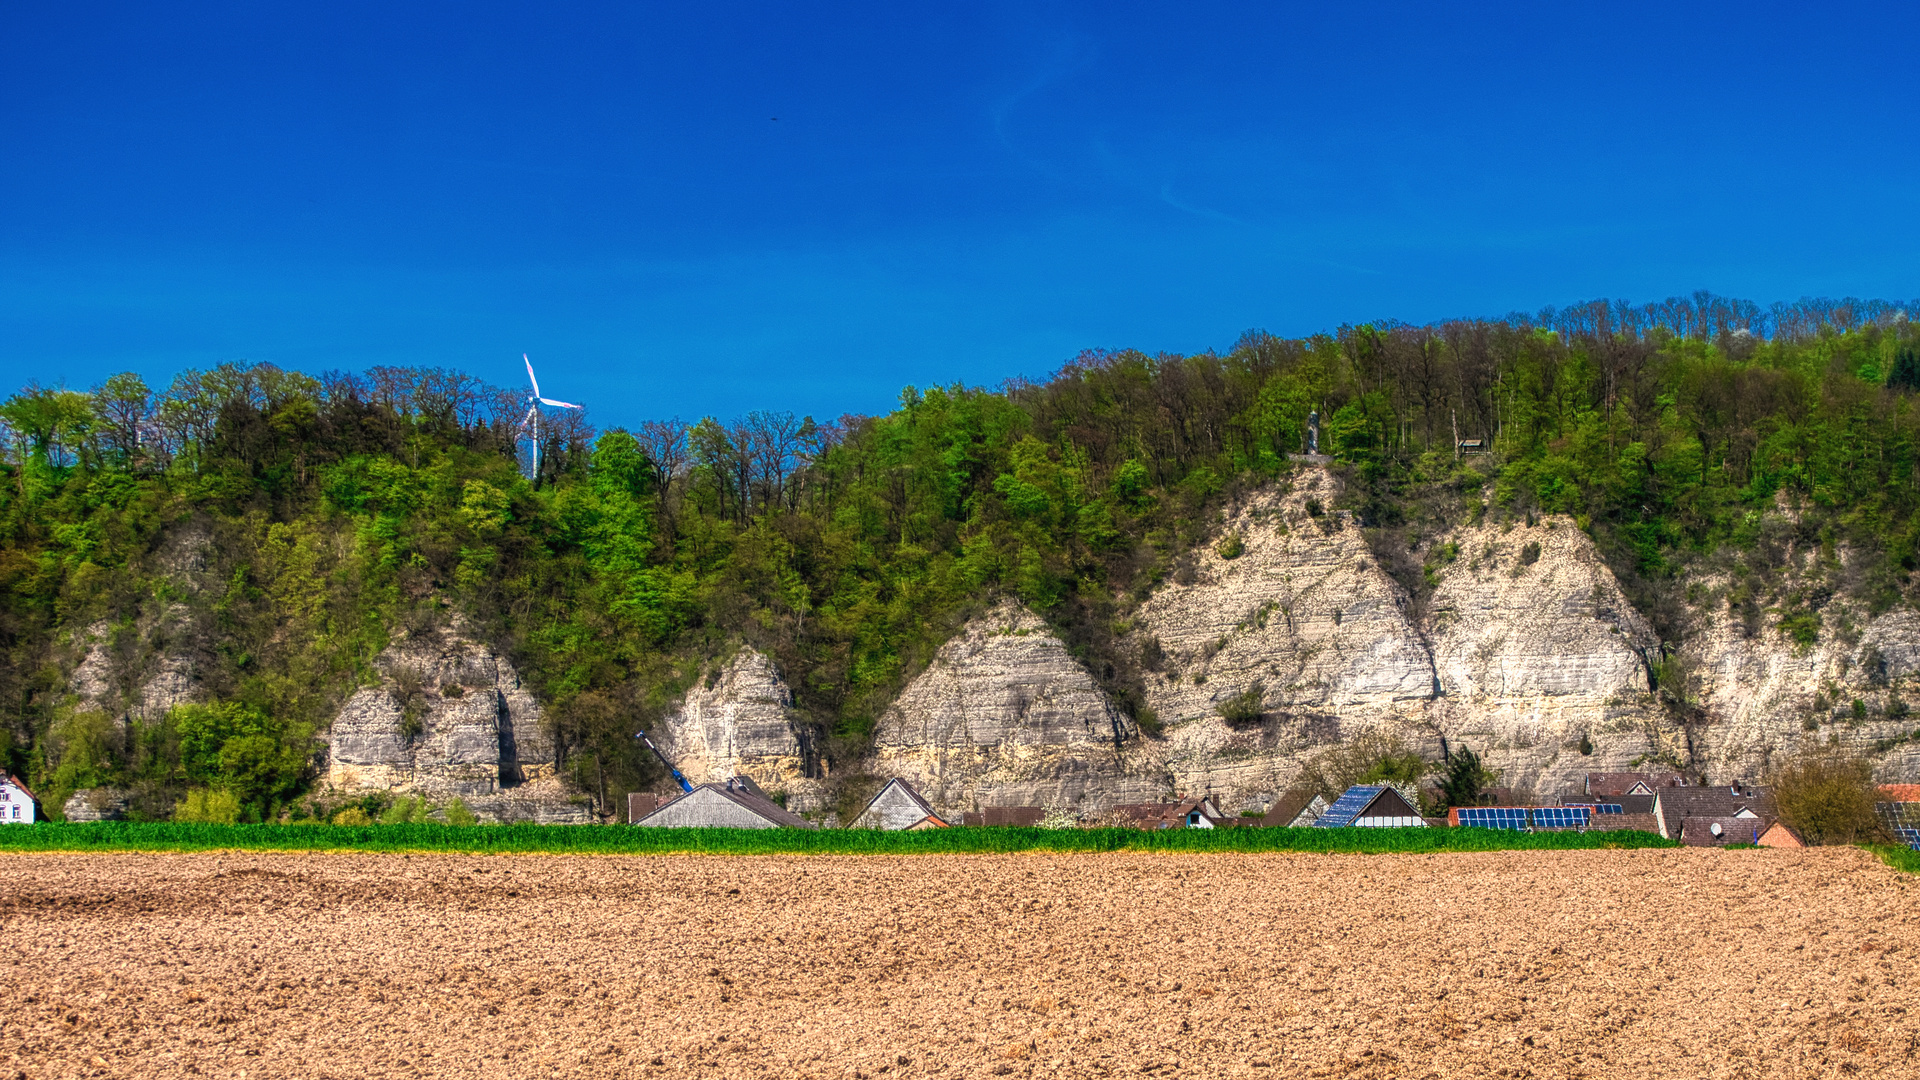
[866,600,1167,815]
[324,622,586,823]
[1681,579,1920,784]
[1422,516,1667,800]
[654,648,826,811]
[62,522,218,733]
[864,469,1920,815]
[1132,476,1434,806]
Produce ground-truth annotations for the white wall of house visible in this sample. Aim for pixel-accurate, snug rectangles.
[0,780,37,824]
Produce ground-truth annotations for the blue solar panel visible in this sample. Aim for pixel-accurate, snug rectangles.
[1595,803,1623,814]
[1314,785,1387,828]
[1456,807,1528,830]
[1898,827,1920,851]
[1530,807,1590,829]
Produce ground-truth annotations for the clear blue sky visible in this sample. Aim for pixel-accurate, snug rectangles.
[4,2,1917,428]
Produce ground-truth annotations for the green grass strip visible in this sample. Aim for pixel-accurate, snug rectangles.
[1866,844,1920,875]
[0,822,1678,855]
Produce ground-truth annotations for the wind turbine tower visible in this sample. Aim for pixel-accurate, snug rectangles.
[519,354,582,483]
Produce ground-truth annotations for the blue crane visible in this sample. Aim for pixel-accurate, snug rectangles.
[633,730,693,794]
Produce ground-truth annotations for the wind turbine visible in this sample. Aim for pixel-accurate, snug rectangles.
[518,353,581,482]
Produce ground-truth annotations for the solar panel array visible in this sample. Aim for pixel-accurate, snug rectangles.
[1455,807,1529,830]
[1456,806,1593,830]
[1313,785,1387,828]
[1563,803,1625,814]
[1898,827,1920,851]
[1879,802,1920,830]
[1531,807,1592,829]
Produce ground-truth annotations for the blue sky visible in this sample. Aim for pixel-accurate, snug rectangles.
[4,2,1918,428]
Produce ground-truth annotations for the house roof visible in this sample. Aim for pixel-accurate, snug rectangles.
[643,778,813,829]
[1260,789,1322,828]
[2,775,35,803]
[961,807,1045,827]
[1654,786,1773,840]
[1107,796,1224,830]
[1585,771,1685,797]
[1757,821,1806,848]
[1679,815,1765,846]
[1878,784,1920,803]
[853,777,946,829]
[1586,812,1662,835]
[1315,785,1422,827]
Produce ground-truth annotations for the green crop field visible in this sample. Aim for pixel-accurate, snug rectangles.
[0,822,1681,856]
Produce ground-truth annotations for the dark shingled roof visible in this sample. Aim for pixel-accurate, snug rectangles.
[644,779,814,829]
[961,807,1045,827]
[1258,789,1322,828]
[1585,771,1685,797]
[1655,785,1772,840]
[1586,812,1662,835]
[1680,815,1765,846]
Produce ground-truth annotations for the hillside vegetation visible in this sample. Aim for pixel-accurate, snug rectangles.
[5,292,1920,819]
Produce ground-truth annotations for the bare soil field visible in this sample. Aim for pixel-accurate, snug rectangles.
[1,848,1915,1080]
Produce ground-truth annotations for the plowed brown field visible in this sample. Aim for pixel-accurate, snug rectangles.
[1,848,1915,1079]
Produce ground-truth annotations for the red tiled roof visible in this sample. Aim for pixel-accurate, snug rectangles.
[3,775,35,803]
[1878,784,1920,803]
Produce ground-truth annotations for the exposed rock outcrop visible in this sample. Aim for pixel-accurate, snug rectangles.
[325,623,586,822]
[867,600,1167,815]
[1424,515,1665,798]
[1132,478,1434,805]
[62,787,130,822]
[654,648,826,812]
[62,523,218,732]
[1681,592,1920,783]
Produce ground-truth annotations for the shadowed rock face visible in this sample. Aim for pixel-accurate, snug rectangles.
[325,626,569,819]
[867,600,1167,815]
[654,649,824,810]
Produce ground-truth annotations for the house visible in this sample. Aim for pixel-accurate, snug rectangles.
[1109,796,1230,830]
[851,778,947,830]
[1584,771,1686,798]
[1254,790,1327,828]
[960,807,1046,827]
[1877,786,1920,848]
[0,775,36,824]
[1586,812,1663,835]
[1679,815,1765,847]
[1756,821,1805,848]
[1653,784,1772,841]
[1314,785,1426,828]
[633,777,815,829]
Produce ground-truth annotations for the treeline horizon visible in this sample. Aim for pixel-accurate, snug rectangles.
[5,288,1920,823]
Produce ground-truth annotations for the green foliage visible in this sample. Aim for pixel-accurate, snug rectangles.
[444,798,478,826]
[1767,746,1887,845]
[1437,746,1497,809]
[9,297,1920,821]
[174,788,241,823]
[380,795,430,824]
[0,821,1679,855]
[1215,682,1265,724]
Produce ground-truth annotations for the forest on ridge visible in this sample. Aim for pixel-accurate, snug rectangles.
[6,291,1920,820]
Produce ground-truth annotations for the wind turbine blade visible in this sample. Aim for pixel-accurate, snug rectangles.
[523,353,541,398]
[539,398,581,409]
